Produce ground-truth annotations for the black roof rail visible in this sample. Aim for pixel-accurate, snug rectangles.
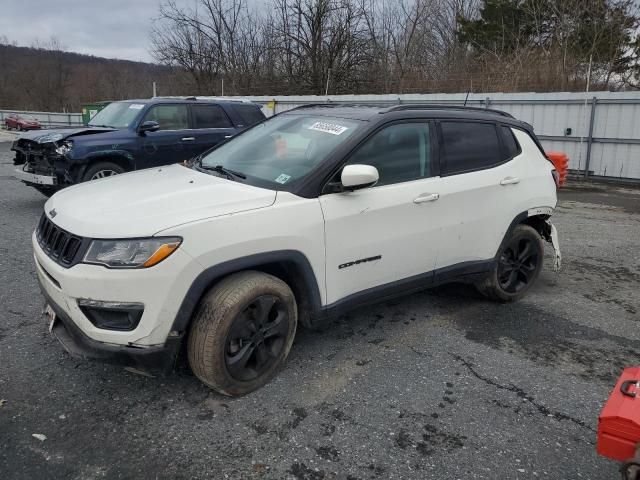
[287,103,387,112]
[287,103,339,111]
[384,104,514,118]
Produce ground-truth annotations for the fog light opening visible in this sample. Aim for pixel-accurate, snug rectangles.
[77,299,144,331]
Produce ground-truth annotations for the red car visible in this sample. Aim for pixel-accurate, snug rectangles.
[5,114,41,131]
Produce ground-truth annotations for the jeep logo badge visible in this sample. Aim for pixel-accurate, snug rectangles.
[49,209,57,218]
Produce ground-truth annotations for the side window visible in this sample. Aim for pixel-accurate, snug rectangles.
[440,121,502,175]
[501,125,521,158]
[192,105,232,128]
[346,123,432,187]
[232,104,266,126]
[142,105,189,130]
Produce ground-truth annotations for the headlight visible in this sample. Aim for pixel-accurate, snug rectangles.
[55,140,73,155]
[83,237,182,268]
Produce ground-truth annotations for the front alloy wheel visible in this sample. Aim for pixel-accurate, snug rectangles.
[90,169,119,180]
[188,271,298,396]
[81,161,126,183]
[225,295,290,382]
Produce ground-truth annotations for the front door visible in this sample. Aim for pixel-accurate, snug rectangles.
[320,122,443,305]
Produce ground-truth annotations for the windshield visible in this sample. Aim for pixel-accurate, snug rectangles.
[200,114,361,188]
[88,101,146,128]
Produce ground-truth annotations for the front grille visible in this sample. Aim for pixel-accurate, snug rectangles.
[36,214,84,267]
[14,139,55,175]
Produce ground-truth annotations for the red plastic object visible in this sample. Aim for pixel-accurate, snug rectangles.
[598,367,640,461]
[546,151,569,187]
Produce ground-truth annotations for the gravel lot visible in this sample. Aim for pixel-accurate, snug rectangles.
[1,139,639,479]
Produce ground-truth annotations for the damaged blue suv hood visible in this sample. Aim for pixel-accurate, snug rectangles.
[18,127,116,144]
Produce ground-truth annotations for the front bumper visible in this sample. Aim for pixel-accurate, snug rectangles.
[33,230,203,348]
[40,283,181,372]
[14,168,55,185]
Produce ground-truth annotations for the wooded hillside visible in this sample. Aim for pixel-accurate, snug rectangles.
[0,41,194,111]
[2,0,639,112]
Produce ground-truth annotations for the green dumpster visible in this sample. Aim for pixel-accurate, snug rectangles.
[81,101,111,125]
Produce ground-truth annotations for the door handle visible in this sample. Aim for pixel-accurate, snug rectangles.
[413,193,440,204]
[181,137,195,141]
[500,176,520,185]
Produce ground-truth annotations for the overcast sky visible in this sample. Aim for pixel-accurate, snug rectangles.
[0,0,164,62]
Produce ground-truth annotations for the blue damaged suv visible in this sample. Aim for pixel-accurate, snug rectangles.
[12,97,265,196]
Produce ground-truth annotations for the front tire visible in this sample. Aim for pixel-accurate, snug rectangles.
[476,224,544,302]
[81,161,125,182]
[188,271,298,396]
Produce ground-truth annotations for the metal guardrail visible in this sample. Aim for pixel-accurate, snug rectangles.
[0,109,83,128]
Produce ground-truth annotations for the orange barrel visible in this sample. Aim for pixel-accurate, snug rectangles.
[546,151,569,187]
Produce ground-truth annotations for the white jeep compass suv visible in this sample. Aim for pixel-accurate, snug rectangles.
[33,104,561,396]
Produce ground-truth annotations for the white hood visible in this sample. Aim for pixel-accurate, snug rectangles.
[45,164,277,238]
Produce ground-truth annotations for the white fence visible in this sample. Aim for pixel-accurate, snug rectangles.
[234,92,640,180]
[0,109,82,128]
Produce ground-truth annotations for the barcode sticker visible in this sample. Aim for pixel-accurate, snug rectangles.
[308,122,348,135]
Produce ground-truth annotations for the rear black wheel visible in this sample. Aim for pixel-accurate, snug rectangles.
[476,224,544,302]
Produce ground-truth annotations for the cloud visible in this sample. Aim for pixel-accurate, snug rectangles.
[0,0,163,62]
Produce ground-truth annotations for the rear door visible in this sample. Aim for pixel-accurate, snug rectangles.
[138,104,193,168]
[434,120,527,270]
[189,104,237,157]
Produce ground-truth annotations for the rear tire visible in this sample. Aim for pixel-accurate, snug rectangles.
[81,161,125,182]
[476,224,544,302]
[188,271,298,396]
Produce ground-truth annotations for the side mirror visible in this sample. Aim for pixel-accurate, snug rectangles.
[341,164,379,190]
[138,120,160,135]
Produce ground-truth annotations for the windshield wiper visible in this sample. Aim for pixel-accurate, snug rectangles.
[197,162,246,180]
[89,124,113,128]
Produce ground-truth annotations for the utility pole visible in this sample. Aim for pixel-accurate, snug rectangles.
[221,78,224,97]
[325,69,331,96]
[152,81,157,97]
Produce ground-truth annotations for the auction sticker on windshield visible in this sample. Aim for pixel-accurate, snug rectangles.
[308,122,348,135]
[129,104,145,110]
[275,173,292,184]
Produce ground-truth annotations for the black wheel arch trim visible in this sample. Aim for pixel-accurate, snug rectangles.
[495,212,528,260]
[170,250,322,334]
[495,210,552,260]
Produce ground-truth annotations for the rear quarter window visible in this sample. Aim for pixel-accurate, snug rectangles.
[232,104,266,126]
[501,125,521,158]
[440,121,503,175]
